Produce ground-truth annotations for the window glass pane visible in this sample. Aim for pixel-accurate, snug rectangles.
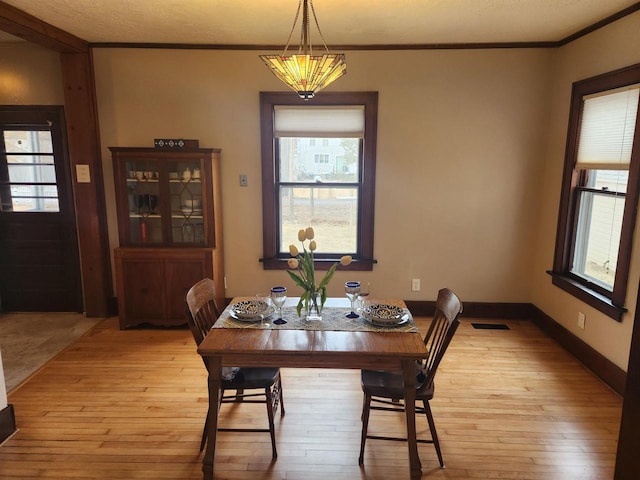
[279,186,358,254]
[13,197,60,212]
[4,130,53,153]
[8,161,57,183]
[587,169,628,194]
[9,196,36,211]
[43,198,60,211]
[6,154,54,164]
[572,191,625,290]
[278,137,359,183]
[9,184,59,212]
[10,184,59,198]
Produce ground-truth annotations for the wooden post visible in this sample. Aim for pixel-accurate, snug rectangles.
[60,51,113,317]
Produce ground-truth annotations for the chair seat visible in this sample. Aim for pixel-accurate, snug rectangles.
[224,367,280,390]
[361,369,434,401]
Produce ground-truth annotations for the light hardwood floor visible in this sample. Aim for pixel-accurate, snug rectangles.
[0,316,622,479]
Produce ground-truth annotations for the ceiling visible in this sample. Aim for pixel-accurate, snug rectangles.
[0,0,638,47]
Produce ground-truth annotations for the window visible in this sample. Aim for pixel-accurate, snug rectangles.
[260,92,378,270]
[1,129,60,212]
[551,64,640,320]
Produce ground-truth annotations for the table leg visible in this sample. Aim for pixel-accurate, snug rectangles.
[402,359,422,479]
[202,356,222,480]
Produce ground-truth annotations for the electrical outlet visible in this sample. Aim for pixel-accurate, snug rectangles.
[578,311,586,329]
[411,279,420,292]
[239,174,248,186]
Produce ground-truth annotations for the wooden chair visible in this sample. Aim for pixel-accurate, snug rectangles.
[185,278,285,458]
[358,288,462,468]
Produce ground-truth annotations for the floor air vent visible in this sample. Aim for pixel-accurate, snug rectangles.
[471,323,510,330]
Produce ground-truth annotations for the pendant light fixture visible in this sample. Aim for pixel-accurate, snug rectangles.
[260,0,346,100]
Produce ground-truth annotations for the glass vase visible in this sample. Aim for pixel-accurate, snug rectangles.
[305,290,323,321]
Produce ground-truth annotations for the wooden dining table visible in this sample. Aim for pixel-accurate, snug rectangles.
[196,297,428,480]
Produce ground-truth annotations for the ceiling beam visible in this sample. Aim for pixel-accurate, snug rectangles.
[0,1,87,53]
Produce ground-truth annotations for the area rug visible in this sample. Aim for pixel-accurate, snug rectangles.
[0,312,103,392]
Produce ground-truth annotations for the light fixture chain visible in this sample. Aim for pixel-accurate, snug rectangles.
[282,0,303,55]
[309,0,331,53]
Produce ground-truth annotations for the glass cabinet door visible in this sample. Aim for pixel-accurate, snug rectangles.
[168,160,205,245]
[125,160,162,244]
[112,147,216,247]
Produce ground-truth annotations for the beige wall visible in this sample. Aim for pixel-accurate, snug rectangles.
[93,47,552,306]
[0,12,638,374]
[532,11,640,370]
[0,43,64,104]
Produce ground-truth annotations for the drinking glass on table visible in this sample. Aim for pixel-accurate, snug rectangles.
[270,286,287,325]
[345,281,361,318]
[357,282,370,313]
[256,293,271,328]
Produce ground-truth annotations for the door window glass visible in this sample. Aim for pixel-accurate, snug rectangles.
[1,130,59,212]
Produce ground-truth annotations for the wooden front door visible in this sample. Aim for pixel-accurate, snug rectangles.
[0,106,82,312]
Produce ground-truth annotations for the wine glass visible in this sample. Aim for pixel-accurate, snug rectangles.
[142,194,150,214]
[149,195,158,215]
[345,281,361,318]
[271,286,287,325]
[256,293,271,328]
[357,282,370,313]
[135,194,145,215]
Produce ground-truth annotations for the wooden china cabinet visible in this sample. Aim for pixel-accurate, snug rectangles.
[110,146,224,329]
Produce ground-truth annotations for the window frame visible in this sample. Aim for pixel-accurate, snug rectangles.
[550,64,640,321]
[260,91,378,271]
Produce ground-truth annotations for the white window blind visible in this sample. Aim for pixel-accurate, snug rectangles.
[274,106,365,138]
[576,84,639,170]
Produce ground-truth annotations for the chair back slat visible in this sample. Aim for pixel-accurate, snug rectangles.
[418,288,462,394]
[185,278,220,347]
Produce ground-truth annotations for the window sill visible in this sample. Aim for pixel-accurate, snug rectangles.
[547,271,627,321]
[261,257,376,271]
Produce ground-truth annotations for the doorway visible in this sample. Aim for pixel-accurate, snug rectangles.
[0,106,82,312]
